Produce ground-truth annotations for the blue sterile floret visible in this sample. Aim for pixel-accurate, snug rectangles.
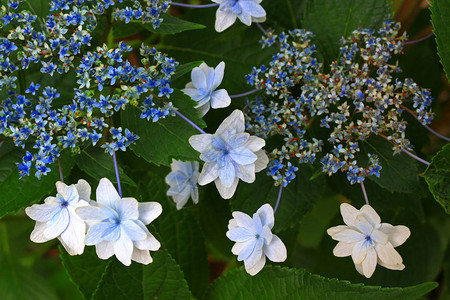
[244,22,434,186]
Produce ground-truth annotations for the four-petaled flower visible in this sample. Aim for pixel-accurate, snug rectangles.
[165,160,200,210]
[182,61,231,116]
[226,204,287,275]
[76,178,162,266]
[25,180,91,255]
[327,203,411,278]
[212,0,266,32]
[189,109,269,199]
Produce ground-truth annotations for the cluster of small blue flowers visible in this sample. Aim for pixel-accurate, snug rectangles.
[244,22,434,186]
[112,0,171,29]
[0,0,178,178]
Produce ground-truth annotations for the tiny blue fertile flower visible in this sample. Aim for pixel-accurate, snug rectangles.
[165,160,200,210]
[189,110,269,199]
[182,62,231,116]
[212,0,266,32]
[226,204,287,275]
[76,178,162,266]
[25,180,91,255]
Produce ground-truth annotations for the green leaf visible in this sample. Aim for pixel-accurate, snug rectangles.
[134,170,209,298]
[0,223,59,300]
[140,14,205,35]
[76,147,137,187]
[302,0,392,65]
[431,0,450,82]
[204,266,437,300]
[171,61,204,82]
[232,164,325,231]
[93,246,191,300]
[423,144,450,213]
[60,246,110,300]
[112,22,144,39]
[0,140,75,218]
[121,89,205,166]
[360,136,419,194]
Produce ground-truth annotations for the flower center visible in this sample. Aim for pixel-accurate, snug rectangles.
[61,200,69,207]
[255,234,260,239]
[365,235,373,245]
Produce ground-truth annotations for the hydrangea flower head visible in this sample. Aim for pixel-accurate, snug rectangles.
[165,160,200,210]
[189,109,269,199]
[226,204,287,275]
[25,180,91,255]
[212,0,267,32]
[182,61,231,116]
[327,203,411,278]
[76,178,162,266]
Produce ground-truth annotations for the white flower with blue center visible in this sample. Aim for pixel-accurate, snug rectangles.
[212,0,266,32]
[25,180,91,255]
[189,109,269,199]
[165,160,200,210]
[76,178,162,266]
[327,203,411,278]
[226,204,287,275]
[182,61,231,116]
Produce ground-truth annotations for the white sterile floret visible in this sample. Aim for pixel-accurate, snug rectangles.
[212,0,267,32]
[165,160,200,210]
[25,180,91,255]
[327,203,411,278]
[182,61,231,116]
[189,109,269,199]
[226,204,287,275]
[76,178,162,266]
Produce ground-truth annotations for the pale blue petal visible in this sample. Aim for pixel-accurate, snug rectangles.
[235,163,255,183]
[244,238,264,268]
[114,228,133,266]
[76,205,116,221]
[355,215,373,236]
[25,202,62,222]
[191,67,207,90]
[215,9,237,32]
[200,149,221,162]
[227,133,249,149]
[205,68,215,91]
[86,222,119,245]
[218,155,236,187]
[189,134,213,153]
[121,220,147,241]
[96,178,121,207]
[237,239,257,261]
[165,172,188,186]
[138,202,162,225]
[256,204,274,229]
[229,147,257,165]
[116,198,139,221]
[167,182,189,196]
[212,62,225,90]
[212,135,227,151]
[253,214,263,235]
[232,211,254,229]
[44,207,70,239]
[210,89,231,109]
[263,235,287,262]
[65,185,79,204]
[239,1,266,17]
[198,162,219,185]
[227,227,254,242]
[215,110,245,140]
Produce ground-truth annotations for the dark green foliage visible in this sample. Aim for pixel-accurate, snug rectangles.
[431,0,450,82]
[424,144,450,213]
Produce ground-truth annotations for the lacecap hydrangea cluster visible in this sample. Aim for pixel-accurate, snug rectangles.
[244,21,434,186]
[0,0,178,178]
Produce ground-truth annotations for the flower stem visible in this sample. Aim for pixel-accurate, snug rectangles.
[402,148,430,166]
[401,105,450,142]
[57,157,64,183]
[273,185,283,214]
[404,32,434,45]
[230,88,260,99]
[171,2,219,8]
[112,151,123,198]
[360,181,369,205]
[174,110,207,134]
[255,22,268,36]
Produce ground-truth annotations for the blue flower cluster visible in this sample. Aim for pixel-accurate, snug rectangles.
[0,0,178,178]
[112,0,171,29]
[244,22,434,186]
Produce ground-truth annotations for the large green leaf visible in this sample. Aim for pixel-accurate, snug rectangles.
[423,144,450,213]
[76,147,137,187]
[431,0,450,82]
[60,247,110,300]
[171,61,204,82]
[121,89,205,166]
[302,0,392,65]
[138,171,210,298]
[232,164,325,231]
[0,140,75,218]
[140,14,206,35]
[204,266,437,300]
[359,136,420,194]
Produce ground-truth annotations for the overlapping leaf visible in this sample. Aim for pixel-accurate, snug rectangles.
[423,144,450,213]
[431,0,450,82]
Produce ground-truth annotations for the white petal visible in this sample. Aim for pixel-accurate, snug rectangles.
[212,61,225,90]
[264,235,287,262]
[134,233,161,251]
[190,185,199,205]
[196,101,211,117]
[215,10,237,32]
[256,204,274,228]
[254,149,269,172]
[378,257,405,271]
[332,228,365,243]
[96,240,115,260]
[189,134,213,153]
[244,252,266,276]
[76,205,115,221]
[138,202,162,225]
[172,190,190,210]
[239,1,266,17]
[327,225,348,236]
[354,215,373,236]
[75,179,91,202]
[182,87,200,99]
[379,224,410,247]
[114,228,134,266]
[56,181,68,196]
[218,156,236,187]
[340,203,359,227]
[351,240,367,265]
[25,202,62,222]
[360,205,381,227]
[237,11,252,26]
[191,66,207,90]
[216,110,245,139]
[235,162,256,183]
[215,177,239,199]
[251,16,266,23]
[245,136,265,152]
[116,198,139,221]
[131,248,152,264]
[210,89,231,109]
[370,229,388,245]
[96,178,121,207]
[44,208,69,239]
[232,211,254,229]
[198,162,219,185]
[333,242,354,257]
[231,239,252,255]
[361,248,377,278]
[375,242,403,266]
[59,211,86,255]
[30,222,51,243]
